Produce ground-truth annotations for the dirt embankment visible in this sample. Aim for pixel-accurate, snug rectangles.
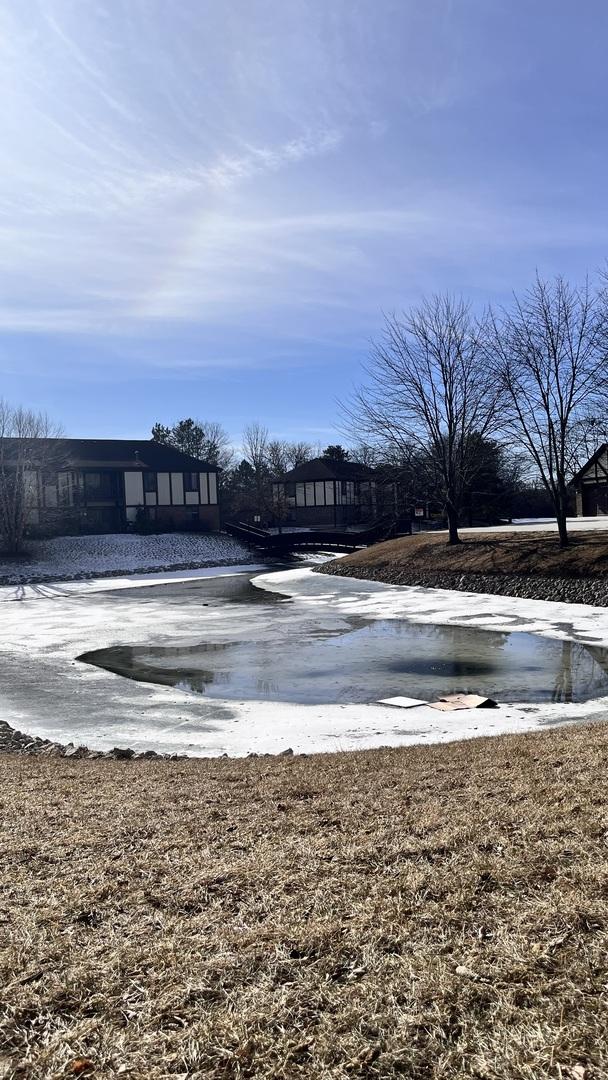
[2,723,608,1078]
[318,530,608,604]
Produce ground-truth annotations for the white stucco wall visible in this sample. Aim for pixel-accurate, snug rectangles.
[157,473,171,505]
[124,471,144,506]
[171,473,184,504]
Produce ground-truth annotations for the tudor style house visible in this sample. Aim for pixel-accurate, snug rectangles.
[271,457,377,528]
[19,438,220,534]
[572,443,608,517]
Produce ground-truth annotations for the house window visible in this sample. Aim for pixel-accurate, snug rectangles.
[58,472,71,506]
[143,472,157,493]
[84,471,118,499]
[184,471,198,492]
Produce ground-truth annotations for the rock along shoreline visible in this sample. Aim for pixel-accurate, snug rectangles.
[0,720,173,760]
[316,562,608,607]
[0,720,297,761]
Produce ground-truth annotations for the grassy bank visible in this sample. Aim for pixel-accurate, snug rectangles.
[316,529,608,604]
[324,529,608,581]
[2,723,608,1078]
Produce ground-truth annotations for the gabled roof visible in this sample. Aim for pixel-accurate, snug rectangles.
[0,438,219,471]
[280,457,375,483]
[571,443,608,485]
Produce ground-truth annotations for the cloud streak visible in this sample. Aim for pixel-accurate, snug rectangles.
[0,0,606,367]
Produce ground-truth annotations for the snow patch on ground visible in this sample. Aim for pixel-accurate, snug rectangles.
[460,517,608,535]
[0,532,257,584]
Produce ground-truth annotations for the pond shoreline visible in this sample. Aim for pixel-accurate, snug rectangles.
[0,555,260,588]
[0,719,170,759]
[316,562,608,606]
[4,566,608,759]
[0,719,297,760]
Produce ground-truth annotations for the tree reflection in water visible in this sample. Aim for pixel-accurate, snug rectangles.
[552,641,608,704]
[78,618,608,707]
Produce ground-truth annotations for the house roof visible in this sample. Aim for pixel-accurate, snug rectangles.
[1,438,219,472]
[279,457,375,483]
[571,443,608,486]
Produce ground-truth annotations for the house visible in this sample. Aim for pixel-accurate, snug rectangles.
[271,457,377,528]
[572,444,608,516]
[12,438,220,534]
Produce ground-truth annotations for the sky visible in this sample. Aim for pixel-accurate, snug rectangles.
[2,0,608,445]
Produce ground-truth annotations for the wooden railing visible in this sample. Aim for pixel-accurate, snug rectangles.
[224,516,411,553]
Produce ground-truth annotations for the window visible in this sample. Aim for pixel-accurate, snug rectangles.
[84,471,118,499]
[143,472,156,493]
[184,471,198,492]
[58,472,71,506]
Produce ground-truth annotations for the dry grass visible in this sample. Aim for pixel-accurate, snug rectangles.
[2,724,608,1078]
[326,530,608,580]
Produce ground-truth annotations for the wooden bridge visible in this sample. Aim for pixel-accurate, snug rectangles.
[224,515,412,555]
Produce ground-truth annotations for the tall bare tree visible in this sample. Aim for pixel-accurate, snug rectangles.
[242,423,270,518]
[488,275,608,547]
[286,441,314,468]
[266,439,314,477]
[346,295,500,544]
[0,401,63,554]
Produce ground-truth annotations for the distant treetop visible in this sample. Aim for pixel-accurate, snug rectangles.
[321,444,350,462]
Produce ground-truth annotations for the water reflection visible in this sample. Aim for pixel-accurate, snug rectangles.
[79,618,608,706]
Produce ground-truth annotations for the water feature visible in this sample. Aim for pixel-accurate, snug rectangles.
[80,573,608,706]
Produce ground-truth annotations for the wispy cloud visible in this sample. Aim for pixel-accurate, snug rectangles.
[0,0,606,366]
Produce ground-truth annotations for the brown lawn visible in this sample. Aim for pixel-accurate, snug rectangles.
[2,723,608,1078]
[322,528,608,582]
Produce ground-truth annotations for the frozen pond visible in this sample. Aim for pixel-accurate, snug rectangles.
[2,565,608,756]
[79,573,608,706]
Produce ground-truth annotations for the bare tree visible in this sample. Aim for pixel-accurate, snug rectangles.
[0,401,63,554]
[265,439,314,477]
[266,439,291,478]
[346,295,500,544]
[242,423,270,518]
[197,420,235,472]
[488,275,608,547]
[242,422,269,473]
[286,441,314,468]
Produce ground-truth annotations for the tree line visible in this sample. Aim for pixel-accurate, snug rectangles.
[153,272,608,546]
[151,416,351,522]
[346,273,608,546]
[1,272,607,553]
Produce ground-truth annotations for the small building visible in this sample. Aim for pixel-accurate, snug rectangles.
[15,438,220,534]
[271,458,377,528]
[572,443,608,516]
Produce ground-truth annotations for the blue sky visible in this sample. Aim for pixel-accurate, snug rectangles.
[2,0,608,446]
